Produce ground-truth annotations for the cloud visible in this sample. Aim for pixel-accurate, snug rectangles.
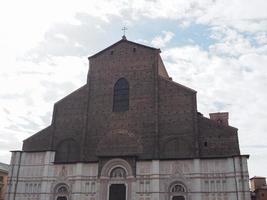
[162,25,267,177]
[209,26,255,57]
[0,0,266,178]
[0,55,87,164]
[151,31,174,48]
[255,32,267,45]
[115,0,267,33]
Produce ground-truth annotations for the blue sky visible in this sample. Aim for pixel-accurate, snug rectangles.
[0,0,267,178]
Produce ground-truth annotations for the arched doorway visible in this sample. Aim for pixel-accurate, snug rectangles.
[99,159,133,200]
[54,184,69,200]
[169,183,187,200]
[108,167,127,200]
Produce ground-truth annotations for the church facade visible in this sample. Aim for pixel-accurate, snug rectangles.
[6,37,250,200]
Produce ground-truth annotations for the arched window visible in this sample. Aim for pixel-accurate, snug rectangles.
[110,167,126,178]
[55,139,79,163]
[113,78,129,112]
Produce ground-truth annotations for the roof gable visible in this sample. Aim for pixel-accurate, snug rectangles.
[88,37,159,59]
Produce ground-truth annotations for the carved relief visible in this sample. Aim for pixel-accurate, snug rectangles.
[59,166,67,178]
[110,167,127,178]
[171,162,189,175]
[172,163,183,175]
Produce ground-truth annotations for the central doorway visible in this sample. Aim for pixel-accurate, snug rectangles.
[172,196,185,200]
[57,197,67,200]
[109,184,126,200]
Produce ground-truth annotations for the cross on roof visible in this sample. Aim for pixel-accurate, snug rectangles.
[122,26,128,37]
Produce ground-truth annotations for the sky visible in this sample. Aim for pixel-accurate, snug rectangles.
[0,0,267,178]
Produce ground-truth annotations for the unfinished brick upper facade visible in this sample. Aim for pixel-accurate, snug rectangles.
[22,37,240,162]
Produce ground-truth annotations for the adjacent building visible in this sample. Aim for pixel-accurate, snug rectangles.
[0,162,9,200]
[250,177,267,200]
[6,37,250,200]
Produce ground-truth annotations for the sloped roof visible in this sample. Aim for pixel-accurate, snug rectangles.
[0,162,9,173]
[250,176,266,180]
[88,37,160,59]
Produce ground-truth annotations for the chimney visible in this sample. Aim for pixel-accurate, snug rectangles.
[209,112,229,126]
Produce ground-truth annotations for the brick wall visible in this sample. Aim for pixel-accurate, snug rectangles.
[22,39,241,161]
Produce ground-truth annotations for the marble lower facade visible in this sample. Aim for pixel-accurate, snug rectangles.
[5,151,250,200]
